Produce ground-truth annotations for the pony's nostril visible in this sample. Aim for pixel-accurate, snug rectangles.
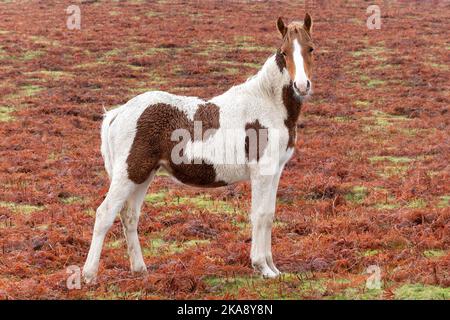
[293,82,298,90]
[306,80,311,90]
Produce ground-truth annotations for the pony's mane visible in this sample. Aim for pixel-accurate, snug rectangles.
[224,53,284,99]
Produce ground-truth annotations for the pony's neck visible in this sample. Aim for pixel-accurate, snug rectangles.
[242,54,290,101]
[215,54,291,106]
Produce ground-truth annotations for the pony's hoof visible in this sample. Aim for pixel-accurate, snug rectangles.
[82,270,97,285]
[253,261,279,279]
[131,265,148,276]
[261,269,279,279]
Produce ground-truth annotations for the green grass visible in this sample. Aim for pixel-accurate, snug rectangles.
[350,45,390,62]
[362,249,380,257]
[354,100,370,108]
[106,239,123,249]
[328,287,383,300]
[0,201,44,214]
[394,284,450,300]
[39,70,71,79]
[204,274,327,299]
[369,156,413,164]
[143,237,210,257]
[145,190,168,204]
[60,196,84,205]
[21,84,44,97]
[22,50,45,61]
[363,110,410,133]
[145,191,237,214]
[345,186,367,204]
[0,106,14,122]
[374,202,400,210]
[423,249,446,259]
[84,208,96,217]
[368,156,413,179]
[437,195,449,208]
[5,84,44,100]
[406,198,426,209]
[0,46,7,60]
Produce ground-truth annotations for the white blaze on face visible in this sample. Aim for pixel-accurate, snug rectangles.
[292,39,310,94]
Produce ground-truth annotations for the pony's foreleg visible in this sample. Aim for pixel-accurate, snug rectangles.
[250,168,281,278]
[264,168,283,276]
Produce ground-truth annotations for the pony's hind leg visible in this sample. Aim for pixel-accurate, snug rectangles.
[120,172,155,275]
[82,177,137,284]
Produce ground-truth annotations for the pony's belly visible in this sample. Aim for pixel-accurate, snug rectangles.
[214,163,250,184]
[160,161,249,188]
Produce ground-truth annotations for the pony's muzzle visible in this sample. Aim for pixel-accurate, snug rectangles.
[293,80,311,96]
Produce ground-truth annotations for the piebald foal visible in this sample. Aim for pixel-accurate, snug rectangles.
[83,14,315,283]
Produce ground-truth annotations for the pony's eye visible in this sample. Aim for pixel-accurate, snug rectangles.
[281,51,287,57]
[309,47,314,53]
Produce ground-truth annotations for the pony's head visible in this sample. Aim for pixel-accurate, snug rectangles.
[277,13,314,97]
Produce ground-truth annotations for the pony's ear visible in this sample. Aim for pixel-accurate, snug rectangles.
[277,17,287,38]
[304,12,313,34]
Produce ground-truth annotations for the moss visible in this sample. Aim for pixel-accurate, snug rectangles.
[0,201,44,214]
[394,284,450,300]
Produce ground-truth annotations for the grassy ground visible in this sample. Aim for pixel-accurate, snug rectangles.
[0,0,449,299]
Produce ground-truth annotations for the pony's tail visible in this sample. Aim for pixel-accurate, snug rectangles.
[100,107,121,181]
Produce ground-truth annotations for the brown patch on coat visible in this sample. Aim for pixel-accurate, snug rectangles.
[126,102,225,187]
[193,103,220,140]
[275,50,286,73]
[245,120,268,161]
[282,84,303,149]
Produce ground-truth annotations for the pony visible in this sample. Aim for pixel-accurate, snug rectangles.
[83,13,315,283]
